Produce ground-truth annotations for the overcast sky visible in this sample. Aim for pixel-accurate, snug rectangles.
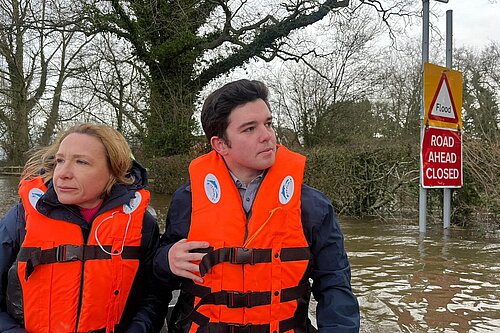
[434,0,499,48]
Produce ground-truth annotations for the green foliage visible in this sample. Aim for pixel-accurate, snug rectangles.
[144,120,194,156]
[144,153,195,194]
[302,99,377,147]
[145,137,500,230]
[148,140,419,217]
[302,140,417,216]
[144,79,198,156]
[451,170,481,226]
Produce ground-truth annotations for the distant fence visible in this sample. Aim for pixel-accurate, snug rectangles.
[0,166,22,176]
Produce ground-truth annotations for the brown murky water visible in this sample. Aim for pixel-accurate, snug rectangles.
[1,176,499,332]
[344,219,500,333]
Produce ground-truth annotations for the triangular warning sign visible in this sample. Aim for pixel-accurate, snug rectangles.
[428,73,458,124]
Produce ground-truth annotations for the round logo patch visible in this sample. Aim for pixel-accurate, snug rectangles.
[279,176,294,205]
[204,173,221,204]
[123,191,142,214]
[28,188,45,209]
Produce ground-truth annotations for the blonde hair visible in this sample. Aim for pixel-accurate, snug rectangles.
[21,123,134,196]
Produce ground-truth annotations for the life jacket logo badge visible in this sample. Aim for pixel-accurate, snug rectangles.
[28,188,44,209]
[204,173,221,204]
[124,191,142,213]
[279,176,294,204]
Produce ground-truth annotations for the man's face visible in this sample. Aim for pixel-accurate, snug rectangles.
[212,99,277,184]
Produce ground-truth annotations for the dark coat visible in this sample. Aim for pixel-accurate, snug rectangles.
[0,161,171,333]
[154,181,360,333]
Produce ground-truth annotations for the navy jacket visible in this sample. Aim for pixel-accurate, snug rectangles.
[154,182,360,333]
[0,161,170,333]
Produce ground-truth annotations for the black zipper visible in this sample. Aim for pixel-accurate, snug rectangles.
[74,219,91,332]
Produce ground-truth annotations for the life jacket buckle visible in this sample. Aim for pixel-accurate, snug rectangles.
[56,245,82,262]
[230,247,254,265]
[228,291,253,308]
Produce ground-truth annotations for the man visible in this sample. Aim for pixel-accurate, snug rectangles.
[154,79,360,333]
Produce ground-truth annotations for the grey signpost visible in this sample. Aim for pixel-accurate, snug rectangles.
[420,0,450,234]
[444,10,453,231]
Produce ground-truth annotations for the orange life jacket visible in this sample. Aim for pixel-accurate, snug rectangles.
[16,177,148,333]
[183,145,312,333]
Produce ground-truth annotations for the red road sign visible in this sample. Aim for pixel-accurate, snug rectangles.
[421,127,462,188]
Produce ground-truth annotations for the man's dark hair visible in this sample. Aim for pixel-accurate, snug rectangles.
[201,79,270,142]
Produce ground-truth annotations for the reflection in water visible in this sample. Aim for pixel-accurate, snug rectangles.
[0,176,499,332]
[149,191,171,231]
[344,219,500,333]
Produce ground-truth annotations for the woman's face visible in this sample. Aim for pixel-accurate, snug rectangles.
[53,133,112,209]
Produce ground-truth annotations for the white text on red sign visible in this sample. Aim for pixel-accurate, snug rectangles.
[421,127,462,188]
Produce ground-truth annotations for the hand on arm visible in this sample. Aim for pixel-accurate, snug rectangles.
[168,239,209,283]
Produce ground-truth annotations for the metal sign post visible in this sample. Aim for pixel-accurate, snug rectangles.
[420,0,454,234]
[444,10,453,230]
[420,0,430,234]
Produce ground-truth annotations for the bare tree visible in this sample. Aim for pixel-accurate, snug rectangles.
[266,3,384,146]
[80,0,418,155]
[0,0,51,164]
[36,0,99,145]
[0,0,93,164]
[370,41,422,140]
[76,32,149,140]
[456,44,500,141]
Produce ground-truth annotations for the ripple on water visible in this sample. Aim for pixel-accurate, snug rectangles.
[343,217,500,332]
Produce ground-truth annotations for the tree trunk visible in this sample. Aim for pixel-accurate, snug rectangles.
[6,105,31,165]
[144,73,197,156]
[39,74,63,146]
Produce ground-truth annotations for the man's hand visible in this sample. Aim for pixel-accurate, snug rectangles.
[168,239,210,283]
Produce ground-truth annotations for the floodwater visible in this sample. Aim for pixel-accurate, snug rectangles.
[345,220,500,333]
[1,175,499,332]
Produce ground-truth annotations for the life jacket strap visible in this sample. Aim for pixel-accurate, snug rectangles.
[18,245,141,280]
[199,247,311,276]
[177,282,310,328]
[183,280,310,307]
[190,310,304,333]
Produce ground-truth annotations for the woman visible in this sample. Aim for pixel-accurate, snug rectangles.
[0,124,170,333]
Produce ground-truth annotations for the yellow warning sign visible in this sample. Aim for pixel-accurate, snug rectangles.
[424,63,463,130]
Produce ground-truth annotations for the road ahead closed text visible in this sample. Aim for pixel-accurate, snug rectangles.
[421,127,462,188]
